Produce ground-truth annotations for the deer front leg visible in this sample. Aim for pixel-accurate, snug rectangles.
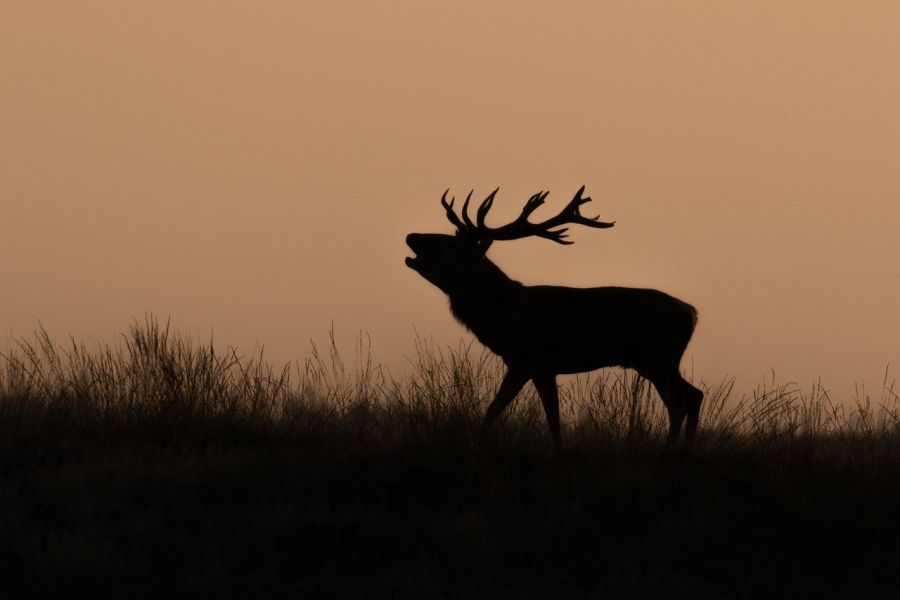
[482,368,529,436]
[532,374,562,450]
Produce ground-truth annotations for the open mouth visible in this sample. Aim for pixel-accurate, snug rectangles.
[405,235,420,269]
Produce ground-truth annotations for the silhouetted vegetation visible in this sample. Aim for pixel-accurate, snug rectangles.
[1,319,898,598]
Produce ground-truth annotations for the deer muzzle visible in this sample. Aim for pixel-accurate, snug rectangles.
[405,234,421,270]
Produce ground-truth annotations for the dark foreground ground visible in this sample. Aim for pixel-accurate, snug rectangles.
[1,322,898,598]
[3,432,900,599]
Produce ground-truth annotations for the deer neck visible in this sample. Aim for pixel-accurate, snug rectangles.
[447,257,520,341]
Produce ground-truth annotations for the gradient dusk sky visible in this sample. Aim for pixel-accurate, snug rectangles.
[2,2,898,395]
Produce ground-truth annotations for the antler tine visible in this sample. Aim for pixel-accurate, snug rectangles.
[440,189,468,232]
[522,191,549,217]
[475,188,499,229]
[460,190,477,231]
[535,227,575,245]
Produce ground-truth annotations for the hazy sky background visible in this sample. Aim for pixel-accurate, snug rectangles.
[2,2,898,396]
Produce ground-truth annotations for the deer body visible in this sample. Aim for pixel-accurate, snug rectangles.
[406,187,703,448]
[450,279,697,375]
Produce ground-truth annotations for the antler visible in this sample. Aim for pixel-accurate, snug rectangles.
[440,190,467,231]
[441,186,614,245]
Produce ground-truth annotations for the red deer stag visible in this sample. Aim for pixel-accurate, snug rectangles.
[405,186,703,448]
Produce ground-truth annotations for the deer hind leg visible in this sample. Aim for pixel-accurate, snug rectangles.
[650,371,704,448]
[681,379,704,446]
[482,368,529,435]
[643,370,687,447]
[664,399,687,448]
[532,374,561,450]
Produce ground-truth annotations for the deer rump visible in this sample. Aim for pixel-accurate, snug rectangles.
[451,284,698,376]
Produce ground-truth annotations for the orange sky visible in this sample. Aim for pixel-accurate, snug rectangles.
[2,2,898,395]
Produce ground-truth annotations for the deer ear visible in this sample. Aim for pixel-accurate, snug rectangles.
[476,239,493,254]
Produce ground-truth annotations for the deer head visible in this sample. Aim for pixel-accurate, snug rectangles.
[405,186,615,292]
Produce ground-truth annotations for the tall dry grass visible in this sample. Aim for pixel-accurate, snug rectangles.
[1,317,897,463]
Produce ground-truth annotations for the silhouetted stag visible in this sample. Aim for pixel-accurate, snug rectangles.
[405,186,703,448]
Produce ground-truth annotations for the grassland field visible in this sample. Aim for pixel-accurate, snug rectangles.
[1,319,898,598]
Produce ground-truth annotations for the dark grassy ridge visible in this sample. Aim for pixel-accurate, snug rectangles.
[1,320,899,598]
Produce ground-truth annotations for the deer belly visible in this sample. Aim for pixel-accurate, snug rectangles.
[505,324,659,373]
[545,353,631,375]
[506,344,636,375]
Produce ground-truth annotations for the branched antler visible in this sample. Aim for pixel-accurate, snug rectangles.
[440,190,466,231]
[441,185,614,246]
